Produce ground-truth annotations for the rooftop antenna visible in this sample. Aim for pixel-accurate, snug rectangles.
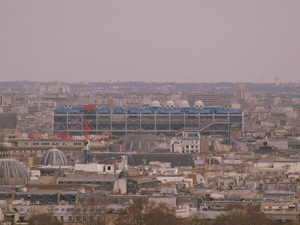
[1,125,6,142]
[0,126,11,158]
[275,76,280,86]
[83,122,91,164]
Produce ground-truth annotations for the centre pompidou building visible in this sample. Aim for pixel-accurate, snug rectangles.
[52,101,243,144]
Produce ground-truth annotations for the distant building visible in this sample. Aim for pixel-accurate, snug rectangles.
[184,92,218,106]
[233,83,254,106]
[0,113,19,139]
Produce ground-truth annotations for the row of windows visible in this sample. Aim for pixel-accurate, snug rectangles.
[55,215,103,222]
[259,171,285,175]
[23,142,82,146]
[182,150,199,153]
[185,145,199,149]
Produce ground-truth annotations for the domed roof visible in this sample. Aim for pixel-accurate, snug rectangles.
[0,158,28,186]
[179,100,189,107]
[150,100,161,107]
[40,147,68,166]
[166,100,175,108]
[118,170,129,178]
[194,100,204,108]
[0,141,28,187]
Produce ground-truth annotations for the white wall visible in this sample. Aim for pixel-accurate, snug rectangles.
[74,163,115,174]
[273,161,300,173]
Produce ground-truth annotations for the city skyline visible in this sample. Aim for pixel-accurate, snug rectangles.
[1,1,300,83]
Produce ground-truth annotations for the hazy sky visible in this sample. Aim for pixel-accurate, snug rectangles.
[1,1,300,83]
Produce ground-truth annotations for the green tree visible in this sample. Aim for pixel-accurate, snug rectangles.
[114,199,181,225]
[28,213,63,225]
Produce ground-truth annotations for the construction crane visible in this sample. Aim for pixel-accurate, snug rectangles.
[55,121,90,137]
[56,121,91,164]
[53,121,108,141]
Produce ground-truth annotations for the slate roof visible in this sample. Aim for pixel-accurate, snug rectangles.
[92,152,195,168]
[120,129,161,152]
[120,129,160,142]
[0,113,17,129]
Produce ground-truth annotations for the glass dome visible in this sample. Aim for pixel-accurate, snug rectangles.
[40,147,68,166]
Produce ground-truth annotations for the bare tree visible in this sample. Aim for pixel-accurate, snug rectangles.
[182,216,211,225]
[114,199,181,225]
[212,207,274,225]
[28,213,63,225]
[73,202,106,225]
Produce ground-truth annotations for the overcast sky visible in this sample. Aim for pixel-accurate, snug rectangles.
[1,1,299,83]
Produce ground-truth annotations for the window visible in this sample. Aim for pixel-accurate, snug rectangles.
[106,182,111,189]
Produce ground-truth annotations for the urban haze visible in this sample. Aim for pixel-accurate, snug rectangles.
[1,1,300,83]
[1,1,300,225]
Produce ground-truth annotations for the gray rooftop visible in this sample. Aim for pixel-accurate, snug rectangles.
[92,152,195,168]
[0,113,17,129]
